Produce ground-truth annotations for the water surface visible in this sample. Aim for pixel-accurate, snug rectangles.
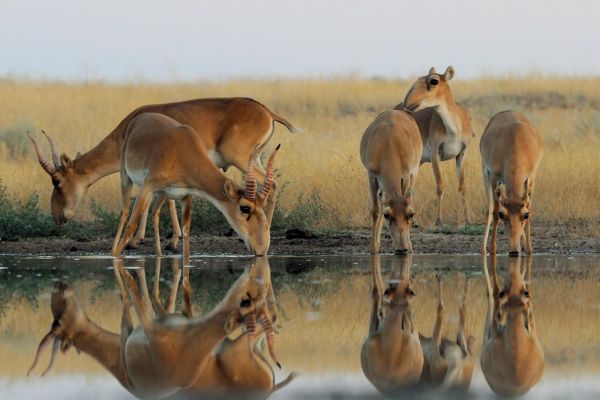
[0,254,599,399]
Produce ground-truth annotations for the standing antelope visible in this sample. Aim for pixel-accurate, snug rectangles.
[480,111,543,256]
[419,275,475,391]
[396,66,475,226]
[481,256,544,397]
[360,110,422,254]
[111,112,280,258]
[29,257,292,399]
[30,97,298,250]
[361,255,424,394]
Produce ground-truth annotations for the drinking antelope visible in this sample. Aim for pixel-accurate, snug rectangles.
[395,66,475,226]
[361,255,424,394]
[419,275,475,391]
[481,255,544,397]
[480,111,544,256]
[360,110,422,254]
[111,112,280,258]
[29,257,293,399]
[30,97,298,250]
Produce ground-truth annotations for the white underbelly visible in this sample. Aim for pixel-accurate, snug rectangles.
[161,187,207,200]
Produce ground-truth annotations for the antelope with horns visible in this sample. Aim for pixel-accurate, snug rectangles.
[481,256,544,397]
[30,97,299,250]
[29,257,292,399]
[360,110,422,254]
[361,255,424,394]
[396,66,475,226]
[112,112,280,258]
[480,111,543,256]
[419,275,475,391]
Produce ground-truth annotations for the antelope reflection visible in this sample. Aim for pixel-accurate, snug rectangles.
[419,275,475,391]
[28,257,294,399]
[481,255,544,397]
[361,255,423,394]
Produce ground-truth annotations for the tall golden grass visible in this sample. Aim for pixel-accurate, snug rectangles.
[1,76,599,229]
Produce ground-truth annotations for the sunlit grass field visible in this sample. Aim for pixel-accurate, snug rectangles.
[1,76,599,231]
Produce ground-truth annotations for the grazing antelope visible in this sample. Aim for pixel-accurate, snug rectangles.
[29,257,293,399]
[419,275,475,391]
[480,111,544,256]
[360,110,422,254]
[30,97,298,250]
[361,255,424,394]
[396,66,475,226]
[481,255,544,397]
[111,112,280,258]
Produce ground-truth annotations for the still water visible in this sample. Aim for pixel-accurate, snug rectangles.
[0,254,599,399]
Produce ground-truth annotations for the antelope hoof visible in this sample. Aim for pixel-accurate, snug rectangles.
[165,242,179,252]
[126,240,141,250]
[394,249,408,256]
[509,250,520,257]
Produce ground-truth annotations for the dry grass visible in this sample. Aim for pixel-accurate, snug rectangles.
[1,76,600,230]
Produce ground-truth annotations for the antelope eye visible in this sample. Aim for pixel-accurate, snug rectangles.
[523,291,530,298]
[523,212,530,220]
[51,178,60,187]
[240,205,251,214]
[407,288,415,296]
[384,288,390,296]
[428,77,439,86]
[498,211,505,220]
[498,291,505,298]
[407,212,415,220]
[240,298,251,308]
[383,213,391,220]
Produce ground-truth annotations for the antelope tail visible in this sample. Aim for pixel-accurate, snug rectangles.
[270,111,302,133]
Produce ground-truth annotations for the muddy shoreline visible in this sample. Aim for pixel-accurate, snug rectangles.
[0,225,597,256]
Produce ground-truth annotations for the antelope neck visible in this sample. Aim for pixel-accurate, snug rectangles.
[434,98,463,138]
[73,133,122,187]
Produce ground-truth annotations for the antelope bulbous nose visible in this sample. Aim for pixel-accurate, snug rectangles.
[509,250,520,257]
[395,249,408,255]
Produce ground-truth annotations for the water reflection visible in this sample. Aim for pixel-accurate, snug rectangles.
[361,255,423,393]
[481,255,544,397]
[27,257,293,399]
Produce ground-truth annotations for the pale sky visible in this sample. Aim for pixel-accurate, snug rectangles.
[1,0,598,81]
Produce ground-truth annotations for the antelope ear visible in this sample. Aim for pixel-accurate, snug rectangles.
[443,65,455,81]
[224,313,239,334]
[495,183,506,201]
[522,178,530,200]
[223,180,240,201]
[75,151,82,159]
[60,153,73,168]
[428,67,437,75]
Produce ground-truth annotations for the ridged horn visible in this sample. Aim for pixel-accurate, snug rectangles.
[244,312,257,351]
[27,330,55,376]
[244,147,260,199]
[258,144,280,200]
[258,313,281,369]
[42,130,62,170]
[29,134,55,175]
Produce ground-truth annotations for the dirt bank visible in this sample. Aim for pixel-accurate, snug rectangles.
[0,225,597,256]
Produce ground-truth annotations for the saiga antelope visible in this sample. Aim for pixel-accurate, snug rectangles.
[480,111,543,256]
[360,110,422,254]
[28,257,292,399]
[30,97,299,250]
[419,275,475,391]
[481,255,544,397]
[361,255,424,394]
[396,66,475,226]
[111,112,281,258]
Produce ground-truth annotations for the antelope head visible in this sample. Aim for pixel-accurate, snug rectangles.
[221,257,281,366]
[29,132,83,224]
[222,145,280,256]
[495,257,533,333]
[403,66,455,112]
[382,180,415,254]
[382,256,416,318]
[495,181,532,257]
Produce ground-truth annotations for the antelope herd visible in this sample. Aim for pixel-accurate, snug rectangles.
[27,66,550,398]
